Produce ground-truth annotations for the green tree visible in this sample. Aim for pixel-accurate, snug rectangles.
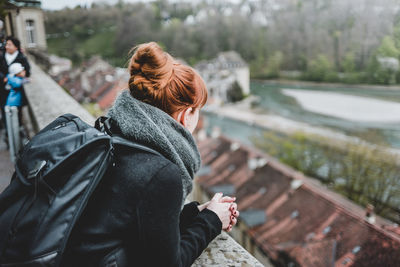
[266,51,284,78]
[377,36,400,58]
[303,54,338,82]
[342,52,356,73]
[341,52,363,84]
[226,81,244,102]
[367,36,400,85]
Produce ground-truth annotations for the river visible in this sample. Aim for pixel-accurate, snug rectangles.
[203,81,400,149]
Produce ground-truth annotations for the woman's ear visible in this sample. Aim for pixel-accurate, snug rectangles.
[175,109,184,126]
[177,107,192,127]
[175,107,199,133]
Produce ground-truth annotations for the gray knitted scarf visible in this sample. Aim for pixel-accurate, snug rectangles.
[108,90,201,203]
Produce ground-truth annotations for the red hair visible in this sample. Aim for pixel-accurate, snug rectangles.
[128,42,207,115]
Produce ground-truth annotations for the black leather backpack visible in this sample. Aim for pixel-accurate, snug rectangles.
[0,114,159,266]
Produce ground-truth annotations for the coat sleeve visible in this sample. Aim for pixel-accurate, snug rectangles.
[18,54,31,77]
[179,201,200,232]
[7,75,23,89]
[0,56,7,87]
[137,163,222,267]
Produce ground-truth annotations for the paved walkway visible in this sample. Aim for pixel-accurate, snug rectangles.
[0,129,13,193]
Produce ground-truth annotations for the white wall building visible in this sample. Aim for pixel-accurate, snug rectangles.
[49,54,72,76]
[195,51,250,105]
[3,1,47,51]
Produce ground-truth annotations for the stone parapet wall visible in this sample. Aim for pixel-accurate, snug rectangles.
[24,59,95,131]
[192,232,264,266]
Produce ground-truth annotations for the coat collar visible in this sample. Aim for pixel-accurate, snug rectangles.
[107,90,201,203]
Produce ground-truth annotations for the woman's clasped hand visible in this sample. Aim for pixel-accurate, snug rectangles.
[199,193,240,232]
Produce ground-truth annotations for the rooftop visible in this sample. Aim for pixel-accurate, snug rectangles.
[196,134,400,266]
[50,56,128,111]
[195,50,248,71]
[6,0,41,8]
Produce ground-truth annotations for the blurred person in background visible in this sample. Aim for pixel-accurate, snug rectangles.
[0,36,30,132]
[4,63,28,107]
[61,42,239,266]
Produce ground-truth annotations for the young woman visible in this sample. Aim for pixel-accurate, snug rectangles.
[62,42,239,266]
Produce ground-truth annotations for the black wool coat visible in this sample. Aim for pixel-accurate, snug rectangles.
[61,144,222,267]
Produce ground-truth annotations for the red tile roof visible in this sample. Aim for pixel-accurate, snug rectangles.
[97,81,127,110]
[89,81,115,102]
[196,135,400,267]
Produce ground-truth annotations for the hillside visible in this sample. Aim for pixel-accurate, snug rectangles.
[45,0,400,85]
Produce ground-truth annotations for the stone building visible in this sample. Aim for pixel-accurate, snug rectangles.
[51,56,129,112]
[2,0,47,51]
[195,51,250,105]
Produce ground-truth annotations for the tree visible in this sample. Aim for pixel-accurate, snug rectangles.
[303,54,337,82]
[266,51,284,78]
[227,81,244,102]
[377,36,400,58]
[366,36,400,84]
[342,52,356,73]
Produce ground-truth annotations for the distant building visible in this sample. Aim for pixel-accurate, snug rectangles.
[195,51,250,105]
[51,56,128,112]
[48,54,72,76]
[80,56,116,95]
[2,0,47,50]
[194,134,400,267]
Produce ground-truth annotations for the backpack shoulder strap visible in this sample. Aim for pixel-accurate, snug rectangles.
[95,116,162,157]
[111,135,162,157]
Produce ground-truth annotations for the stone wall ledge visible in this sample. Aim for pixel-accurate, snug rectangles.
[24,59,263,267]
[24,59,95,131]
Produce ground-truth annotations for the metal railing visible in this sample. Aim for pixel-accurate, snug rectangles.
[4,106,21,163]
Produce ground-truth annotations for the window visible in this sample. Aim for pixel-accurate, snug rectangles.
[352,246,361,254]
[323,226,331,234]
[25,19,36,47]
[291,210,299,219]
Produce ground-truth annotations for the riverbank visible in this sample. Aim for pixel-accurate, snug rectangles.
[203,95,400,156]
[255,78,400,91]
[282,89,400,123]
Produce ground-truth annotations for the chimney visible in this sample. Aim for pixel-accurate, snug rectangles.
[365,204,376,224]
[211,126,221,139]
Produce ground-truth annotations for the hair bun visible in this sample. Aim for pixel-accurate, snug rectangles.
[128,42,208,115]
[129,42,173,97]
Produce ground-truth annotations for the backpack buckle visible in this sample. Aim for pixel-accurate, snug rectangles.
[27,160,47,180]
[94,116,113,136]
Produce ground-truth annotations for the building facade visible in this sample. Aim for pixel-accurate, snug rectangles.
[195,51,250,105]
[2,0,47,51]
